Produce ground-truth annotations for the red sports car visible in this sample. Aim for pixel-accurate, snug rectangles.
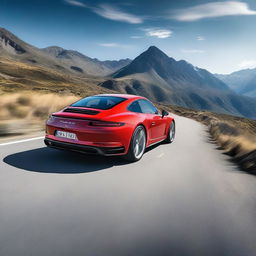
[45,94,175,162]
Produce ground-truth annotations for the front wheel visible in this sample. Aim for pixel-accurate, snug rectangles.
[165,121,175,143]
[124,125,146,162]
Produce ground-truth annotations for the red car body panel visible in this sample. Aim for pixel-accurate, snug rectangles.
[45,94,174,156]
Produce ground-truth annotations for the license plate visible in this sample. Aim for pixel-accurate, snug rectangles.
[55,130,77,140]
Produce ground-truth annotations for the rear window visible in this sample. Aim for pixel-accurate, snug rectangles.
[71,96,126,110]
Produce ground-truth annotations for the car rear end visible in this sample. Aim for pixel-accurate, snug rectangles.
[44,96,132,156]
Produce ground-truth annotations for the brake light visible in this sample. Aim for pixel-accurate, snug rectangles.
[89,121,125,127]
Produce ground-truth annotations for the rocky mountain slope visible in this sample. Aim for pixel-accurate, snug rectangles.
[1,28,255,118]
[101,46,256,118]
[216,69,256,97]
[41,46,131,76]
[0,28,130,77]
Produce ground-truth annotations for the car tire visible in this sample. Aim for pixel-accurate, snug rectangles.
[124,125,146,162]
[165,121,175,143]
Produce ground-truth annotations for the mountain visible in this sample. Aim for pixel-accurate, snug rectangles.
[100,46,256,118]
[1,28,255,118]
[0,28,131,77]
[0,28,109,95]
[0,28,63,69]
[42,46,131,76]
[113,46,229,91]
[216,69,256,97]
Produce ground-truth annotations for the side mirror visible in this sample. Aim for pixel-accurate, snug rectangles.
[161,109,169,118]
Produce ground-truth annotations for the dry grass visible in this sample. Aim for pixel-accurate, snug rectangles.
[0,92,80,137]
[162,104,256,173]
[1,88,255,174]
[0,57,112,139]
[0,57,110,96]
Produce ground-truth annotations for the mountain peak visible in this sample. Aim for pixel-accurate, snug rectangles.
[113,45,229,91]
[147,45,160,52]
[42,46,66,57]
[113,46,171,78]
[144,45,168,57]
[0,27,27,54]
[0,27,19,40]
[44,46,64,51]
[0,27,8,33]
[0,27,12,35]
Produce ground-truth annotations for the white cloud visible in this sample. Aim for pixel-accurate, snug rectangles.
[98,43,130,48]
[172,1,256,21]
[98,43,120,47]
[143,28,172,38]
[64,1,143,24]
[197,36,205,41]
[64,0,87,8]
[238,60,256,69]
[93,4,143,24]
[181,49,205,53]
[130,36,143,39]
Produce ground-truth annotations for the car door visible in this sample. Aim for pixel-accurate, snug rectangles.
[138,100,166,142]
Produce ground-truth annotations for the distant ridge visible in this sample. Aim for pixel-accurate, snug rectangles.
[0,27,256,118]
[0,28,131,76]
[101,46,256,118]
[216,69,256,97]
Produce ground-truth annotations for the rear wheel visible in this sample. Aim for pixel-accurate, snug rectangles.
[125,125,146,162]
[165,121,175,143]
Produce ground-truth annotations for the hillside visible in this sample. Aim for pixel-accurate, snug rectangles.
[42,46,131,76]
[100,46,256,118]
[216,69,256,97]
[0,28,131,77]
[0,28,119,96]
[1,28,256,119]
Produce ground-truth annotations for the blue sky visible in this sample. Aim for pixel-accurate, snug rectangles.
[1,0,256,73]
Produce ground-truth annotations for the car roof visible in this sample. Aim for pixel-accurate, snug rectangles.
[94,94,145,100]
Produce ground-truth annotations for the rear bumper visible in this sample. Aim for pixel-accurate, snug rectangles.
[44,138,125,156]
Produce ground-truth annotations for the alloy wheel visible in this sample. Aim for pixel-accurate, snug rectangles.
[133,127,146,159]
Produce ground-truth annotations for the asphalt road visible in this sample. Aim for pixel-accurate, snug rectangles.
[1,115,256,256]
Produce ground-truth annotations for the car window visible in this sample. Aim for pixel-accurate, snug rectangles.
[138,100,158,114]
[71,96,126,110]
[127,100,143,113]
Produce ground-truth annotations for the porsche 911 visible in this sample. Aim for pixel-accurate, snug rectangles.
[45,94,175,162]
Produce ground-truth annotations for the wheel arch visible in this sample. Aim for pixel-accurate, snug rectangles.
[129,123,148,146]
[165,117,175,135]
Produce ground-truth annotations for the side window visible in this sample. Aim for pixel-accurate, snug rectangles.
[127,100,143,113]
[138,100,158,114]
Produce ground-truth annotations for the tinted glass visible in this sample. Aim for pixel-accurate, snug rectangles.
[127,100,143,113]
[138,100,158,114]
[71,96,126,110]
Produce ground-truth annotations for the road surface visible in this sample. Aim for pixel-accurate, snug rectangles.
[1,115,256,256]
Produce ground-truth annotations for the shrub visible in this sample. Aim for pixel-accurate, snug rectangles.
[16,95,31,106]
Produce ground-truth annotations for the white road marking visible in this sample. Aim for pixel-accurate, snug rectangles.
[0,136,44,146]
[157,152,165,158]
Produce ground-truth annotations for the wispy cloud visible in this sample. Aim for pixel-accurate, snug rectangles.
[238,60,256,69]
[64,1,143,24]
[181,49,205,53]
[172,1,256,21]
[98,43,120,47]
[98,43,130,48]
[64,0,87,8]
[197,36,205,41]
[93,4,144,24]
[130,36,143,39]
[143,28,172,38]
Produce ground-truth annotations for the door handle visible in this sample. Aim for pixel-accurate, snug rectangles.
[151,122,156,126]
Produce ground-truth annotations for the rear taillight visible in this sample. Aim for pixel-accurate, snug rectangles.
[89,121,125,127]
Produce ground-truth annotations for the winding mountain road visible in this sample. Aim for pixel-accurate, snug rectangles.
[1,115,256,256]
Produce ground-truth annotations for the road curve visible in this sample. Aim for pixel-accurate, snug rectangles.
[1,115,256,256]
